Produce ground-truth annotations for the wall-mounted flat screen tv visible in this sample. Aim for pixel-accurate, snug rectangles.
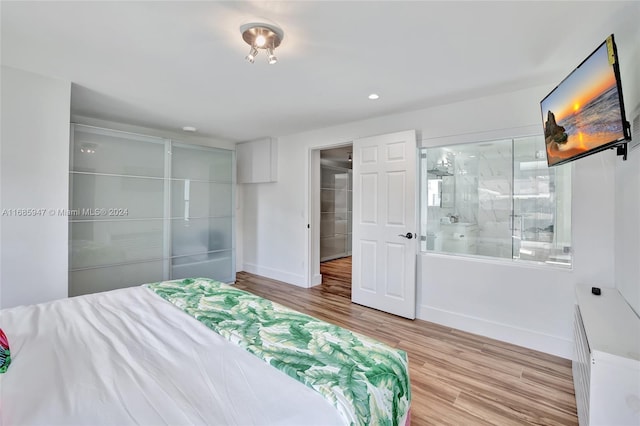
[541,34,631,167]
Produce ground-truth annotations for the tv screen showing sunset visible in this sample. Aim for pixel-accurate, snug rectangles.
[541,40,625,166]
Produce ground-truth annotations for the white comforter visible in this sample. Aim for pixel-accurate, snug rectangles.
[0,286,344,425]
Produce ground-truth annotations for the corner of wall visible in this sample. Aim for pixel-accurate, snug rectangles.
[242,262,308,288]
[1,66,71,308]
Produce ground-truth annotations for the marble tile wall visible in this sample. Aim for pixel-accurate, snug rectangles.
[423,141,514,257]
[474,143,513,258]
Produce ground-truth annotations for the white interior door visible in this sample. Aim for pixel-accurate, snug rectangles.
[352,130,417,319]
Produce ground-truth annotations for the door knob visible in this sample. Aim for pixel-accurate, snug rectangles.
[398,232,414,239]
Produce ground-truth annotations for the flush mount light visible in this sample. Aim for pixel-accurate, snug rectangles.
[240,22,284,65]
[182,126,197,132]
[368,93,380,100]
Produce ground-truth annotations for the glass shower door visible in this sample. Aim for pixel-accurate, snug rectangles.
[512,135,572,264]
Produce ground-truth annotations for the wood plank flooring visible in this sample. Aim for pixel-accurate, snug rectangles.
[235,257,578,425]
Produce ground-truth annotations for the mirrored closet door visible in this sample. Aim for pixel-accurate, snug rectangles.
[69,124,235,296]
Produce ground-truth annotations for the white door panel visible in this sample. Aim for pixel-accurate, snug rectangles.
[352,130,417,319]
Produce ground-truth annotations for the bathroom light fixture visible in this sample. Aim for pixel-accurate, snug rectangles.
[80,143,97,154]
[240,22,284,65]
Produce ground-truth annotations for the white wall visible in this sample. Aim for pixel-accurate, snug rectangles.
[1,66,71,308]
[242,82,621,358]
[615,148,640,316]
[615,34,640,316]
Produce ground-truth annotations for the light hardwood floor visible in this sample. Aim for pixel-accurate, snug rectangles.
[235,257,578,425]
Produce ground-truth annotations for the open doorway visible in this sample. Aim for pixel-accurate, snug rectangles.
[309,130,417,318]
[319,256,352,297]
[308,143,353,289]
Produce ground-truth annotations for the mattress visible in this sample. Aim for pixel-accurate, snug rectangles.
[0,286,343,425]
[0,278,410,425]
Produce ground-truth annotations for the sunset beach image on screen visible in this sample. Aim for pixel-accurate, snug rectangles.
[541,40,625,166]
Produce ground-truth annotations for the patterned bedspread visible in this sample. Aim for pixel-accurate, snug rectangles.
[145,278,410,426]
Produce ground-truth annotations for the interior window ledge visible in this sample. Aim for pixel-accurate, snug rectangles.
[419,251,573,271]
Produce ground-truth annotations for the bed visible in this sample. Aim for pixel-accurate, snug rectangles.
[0,278,410,425]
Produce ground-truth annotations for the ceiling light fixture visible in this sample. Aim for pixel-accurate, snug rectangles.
[80,143,97,154]
[245,47,258,64]
[368,93,380,100]
[240,22,284,65]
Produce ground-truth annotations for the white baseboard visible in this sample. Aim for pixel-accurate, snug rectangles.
[418,304,573,359]
[310,273,322,287]
[242,263,308,288]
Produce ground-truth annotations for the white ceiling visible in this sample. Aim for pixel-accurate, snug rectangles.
[2,1,639,143]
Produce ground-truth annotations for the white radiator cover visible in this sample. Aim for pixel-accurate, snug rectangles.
[573,285,640,426]
[573,307,591,426]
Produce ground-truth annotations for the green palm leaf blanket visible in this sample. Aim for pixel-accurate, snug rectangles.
[145,278,410,426]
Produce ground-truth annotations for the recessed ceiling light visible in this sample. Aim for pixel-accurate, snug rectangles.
[368,93,380,100]
[182,126,197,132]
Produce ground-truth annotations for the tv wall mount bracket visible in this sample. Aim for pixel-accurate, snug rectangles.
[616,143,627,161]
[615,120,632,161]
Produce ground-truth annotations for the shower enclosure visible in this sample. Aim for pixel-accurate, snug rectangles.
[420,135,572,265]
[320,164,352,262]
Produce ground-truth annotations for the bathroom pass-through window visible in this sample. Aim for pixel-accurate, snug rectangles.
[420,135,572,267]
